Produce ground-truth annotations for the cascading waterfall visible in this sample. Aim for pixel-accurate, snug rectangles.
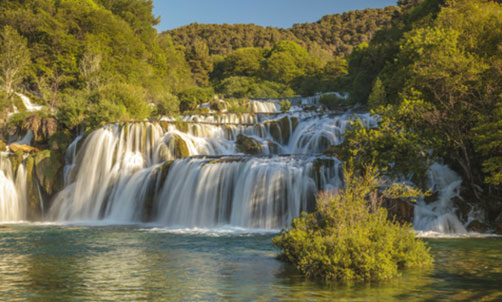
[0,94,477,234]
[0,154,25,221]
[414,163,467,234]
[48,106,363,227]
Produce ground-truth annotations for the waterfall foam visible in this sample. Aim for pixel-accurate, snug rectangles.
[0,154,25,221]
[414,163,467,234]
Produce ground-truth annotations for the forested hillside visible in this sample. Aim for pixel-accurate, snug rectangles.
[167,7,400,59]
[0,0,192,131]
[329,0,502,229]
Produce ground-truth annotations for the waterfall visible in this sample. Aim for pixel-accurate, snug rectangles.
[414,163,467,234]
[0,154,25,221]
[48,105,360,227]
[0,93,473,234]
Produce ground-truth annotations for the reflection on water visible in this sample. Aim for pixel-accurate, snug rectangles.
[0,224,501,301]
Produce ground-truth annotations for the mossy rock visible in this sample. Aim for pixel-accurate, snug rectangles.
[24,156,41,220]
[236,134,262,155]
[170,134,190,158]
[9,144,40,154]
[33,150,64,196]
[49,131,72,151]
[265,116,297,144]
[174,120,189,133]
[8,149,24,178]
[267,140,280,154]
[207,158,244,164]
[0,140,6,152]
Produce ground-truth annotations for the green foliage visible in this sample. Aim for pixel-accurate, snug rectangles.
[473,102,502,185]
[273,163,433,283]
[216,76,294,98]
[319,93,349,110]
[0,25,30,93]
[152,92,180,116]
[0,0,192,113]
[178,86,214,112]
[337,109,430,184]
[235,134,262,155]
[168,7,400,58]
[281,100,291,112]
[56,90,89,131]
[342,0,502,214]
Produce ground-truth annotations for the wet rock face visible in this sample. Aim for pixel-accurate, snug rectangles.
[235,134,262,155]
[466,220,489,233]
[22,115,58,144]
[380,198,415,224]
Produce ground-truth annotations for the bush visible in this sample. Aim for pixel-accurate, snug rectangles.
[153,92,180,116]
[56,90,89,131]
[319,93,348,110]
[281,100,291,112]
[273,163,433,283]
[178,86,214,112]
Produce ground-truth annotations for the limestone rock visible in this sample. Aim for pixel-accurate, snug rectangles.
[8,144,40,154]
[236,134,262,155]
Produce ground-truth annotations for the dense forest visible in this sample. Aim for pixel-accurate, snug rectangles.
[0,0,501,229]
[167,6,400,58]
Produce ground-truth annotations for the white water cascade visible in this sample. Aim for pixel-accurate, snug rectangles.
[414,163,467,234]
[48,104,364,228]
[0,154,26,222]
[0,94,476,234]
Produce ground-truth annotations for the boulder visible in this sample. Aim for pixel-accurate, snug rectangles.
[0,140,6,152]
[33,150,64,196]
[170,134,190,158]
[236,134,262,155]
[22,115,58,143]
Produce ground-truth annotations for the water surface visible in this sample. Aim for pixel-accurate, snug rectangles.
[0,224,501,301]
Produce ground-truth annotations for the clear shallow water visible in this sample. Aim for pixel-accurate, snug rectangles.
[0,224,501,301]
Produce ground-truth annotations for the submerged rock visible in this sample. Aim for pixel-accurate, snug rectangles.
[236,134,262,155]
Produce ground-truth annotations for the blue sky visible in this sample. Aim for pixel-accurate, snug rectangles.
[153,0,398,31]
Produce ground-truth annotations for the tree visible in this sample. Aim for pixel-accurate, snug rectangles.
[0,26,30,93]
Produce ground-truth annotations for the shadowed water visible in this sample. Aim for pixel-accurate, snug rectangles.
[0,224,501,301]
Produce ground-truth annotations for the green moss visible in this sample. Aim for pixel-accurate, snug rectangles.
[8,150,24,176]
[33,150,63,196]
[173,120,189,133]
[267,140,280,154]
[171,134,189,158]
[25,156,41,220]
[235,134,262,155]
[0,140,6,152]
[49,131,72,151]
[265,116,296,144]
